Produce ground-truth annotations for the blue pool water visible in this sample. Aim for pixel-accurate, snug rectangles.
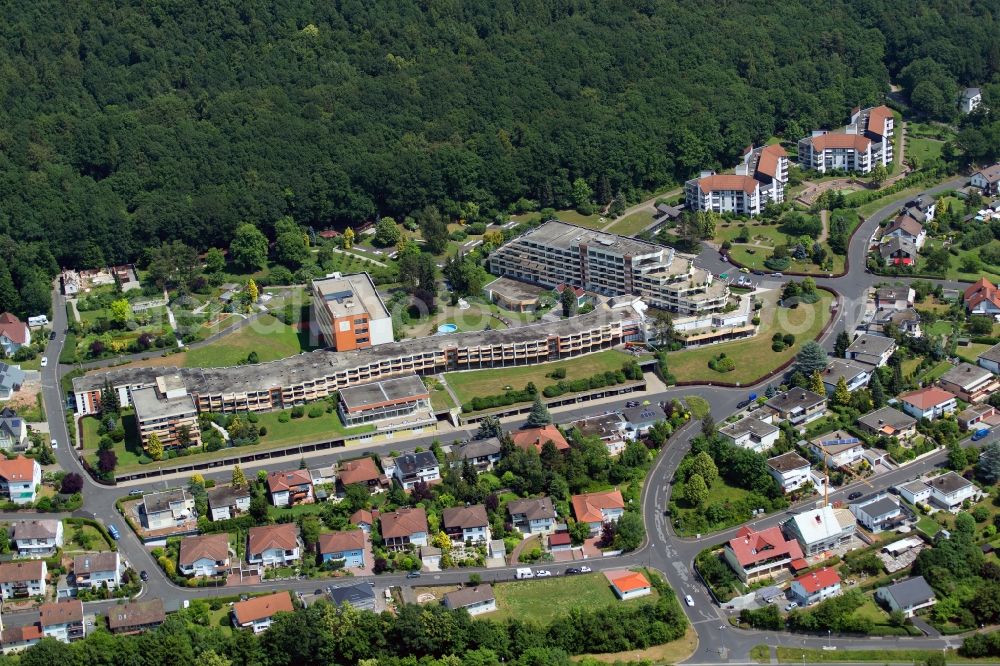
[437,323,458,334]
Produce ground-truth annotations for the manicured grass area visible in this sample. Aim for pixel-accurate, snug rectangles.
[81,413,151,469]
[907,136,944,164]
[445,350,635,406]
[923,320,954,337]
[511,209,608,230]
[917,515,942,537]
[901,356,923,378]
[917,360,952,384]
[428,385,456,412]
[183,314,311,367]
[959,343,993,364]
[715,219,844,275]
[487,573,657,624]
[856,183,929,218]
[606,210,654,237]
[254,409,373,448]
[666,291,833,385]
[775,647,981,663]
[577,624,698,665]
[683,396,711,419]
[749,645,771,664]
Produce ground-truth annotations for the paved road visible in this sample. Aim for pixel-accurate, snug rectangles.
[21,174,988,662]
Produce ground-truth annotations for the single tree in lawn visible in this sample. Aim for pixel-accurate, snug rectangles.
[794,341,828,377]
[526,394,552,427]
[689,451,718,486]
[833,330,851,358]
[684,473,709,507]
[97,449,118,474]
[146,433,164,461]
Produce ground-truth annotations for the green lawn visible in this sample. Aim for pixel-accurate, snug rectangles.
[901,356,923,378]
[683,396,711,419]
[907,137,944,164]
[917,515,942,537]
[183,314,311,367]
[672,476,757,536]
[445,349,635,406]
[511,209,608,230]
[606,210,654,237]
[917,360,952,384]
[775,647,985,663]
[666,291,833,385]
[958,343,993,364]
[429,386,456,412]
[749,645,771,664]
[923,320,954,337]
[716,219,844,275]
[254,408,373,448]
[81,412,151,469]
[487,573,657,624]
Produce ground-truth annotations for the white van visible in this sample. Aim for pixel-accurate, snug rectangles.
[515,568,534,579]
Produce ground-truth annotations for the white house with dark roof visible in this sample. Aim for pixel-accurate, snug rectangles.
[763,388,826,427]
[960,87,983,114]
[12,520,63,557]
[875,286,914,310]
[845,334,896,368]
[456,438,502,471]
[507,497,557,535]
[972,164,1000,196]
[880,237,918,267]
[876,576,936,617]
[766,452,813,493]
[393,451,440,490]
[207,485,252,521]
[73,552,121,590]
[720,416,779,453]
[897,479,932,506]
[0,414,27,451]
[927,472,977,512]
[821,358,871,394]
[882,215,926,250]
[978,341,1000,374]
[850,495,903,533]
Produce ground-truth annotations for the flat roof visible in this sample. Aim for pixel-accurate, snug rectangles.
[720,416,778,440]
[846,334,895,357]
[514,220,667,258]
[767,451,810,473]
[339,374,429,411]
[940,362,993,389]
[484,277,548,303]
[130,386,196,421]
[312,272,390,321]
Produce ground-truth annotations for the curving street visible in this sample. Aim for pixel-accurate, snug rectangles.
[15,173,985,663]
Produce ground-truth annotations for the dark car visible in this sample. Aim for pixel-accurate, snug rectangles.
[752,270,765,276]
[49,331,56,340]
[565,567,582,575]
[139,570,148,582]
[406,571,421,579]
[736,399,751,409]
[848,491,863,500]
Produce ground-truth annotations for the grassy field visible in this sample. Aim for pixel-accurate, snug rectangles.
[683,396,711,419]
[254,408,373,447]
[907,136,944,164]
[856,183,930,218]
[775,647,983,663]
[666,290,833,385]
[917,514,943,538]
[511,209,608,230]
[81,412,150,469]
[959,342,993,364]
[574,624,698,665]
[715,219,844,275]
[182,314,310,367]
[606,210,654,237]
[445,349,635,406]
[916,360,952,384]
[672,476,757,535]
[487,573,657,624]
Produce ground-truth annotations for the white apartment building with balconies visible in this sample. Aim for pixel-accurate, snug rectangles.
[798,105,894,175]
[685,144,788,217]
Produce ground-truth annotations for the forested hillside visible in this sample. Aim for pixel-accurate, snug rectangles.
[0,0,996,275]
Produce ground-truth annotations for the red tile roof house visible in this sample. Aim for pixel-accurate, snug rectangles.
[266,469,314,507]
[232,591,294,633]
[247,523,301,568]
[965,278,1000,317]
[605,570,653,600]
[350,509,374,532]
[898,387,958,421]
[317,531,366,569]
[571,489,625,534]
[723,525,805,583]
[178,533,231,577]
[380,507,429,552]
[337,457,388,493]
[0,560,46,600]
[0,455,42,505]
[39,599,85,643]
[0,623,43,654]
[789,567,841,606]
[511,425,570,454]
[0,313,30,356]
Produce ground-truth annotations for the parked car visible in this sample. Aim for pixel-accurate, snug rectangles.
[50,439,58,450]
[107,525,120,540]
[784,602,798,611]
[49,331,56,340]
[739,267,750,274]
[973,428,991,441]
[625,400,639,408]
[579,565,592,573]
[406,571,421,579]
[139,570,149,582]
[685,595,695,607]
[736,399,751,409]
[40,357,48,367]
[848,491,863,500]
[129,489,143,496]
[565,567,582,575]
[515,568,534,579]
[535,569,552,577]
[770,272,783,277]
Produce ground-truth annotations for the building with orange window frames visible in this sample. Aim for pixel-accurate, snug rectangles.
[311,272,393,351]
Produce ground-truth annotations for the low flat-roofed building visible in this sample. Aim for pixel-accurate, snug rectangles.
[857,407,917,441]
[939,362,1000,403]
[130,378,201,450]
[311,272,393,351]
[328,582,376,610]
[720,416,779,453]
[107,599,165,635]
[444,584,497,615]
[338,374,434,428]
[958,403,997,431]
[483,277,548,313]
[875,286,915,310]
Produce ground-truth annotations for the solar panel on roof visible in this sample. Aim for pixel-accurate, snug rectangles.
[324,289,354,302]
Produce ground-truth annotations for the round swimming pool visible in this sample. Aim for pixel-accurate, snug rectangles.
[437,323,458,334]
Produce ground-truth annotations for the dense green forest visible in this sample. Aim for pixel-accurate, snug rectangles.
[0,0,998,281]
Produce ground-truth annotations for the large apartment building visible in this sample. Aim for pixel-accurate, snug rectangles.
[129,374,201,450]
[488,221,729,316]
[685,144,788,217]
[797,105,894,174]
[311,272,393,351]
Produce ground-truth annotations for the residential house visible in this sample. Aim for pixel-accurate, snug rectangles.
[766,452,813,494]
[960,87,983,114]
[901,194,937,224]
[879,237,918,267]
[0,415,27,451]
[571,489,626,534]
[0,456,40,505]
[0,314,30,356]
[607,570,653,601]
[442,505,490,544]
[266,469,314,507]
[349,509,373,533]
[380,507,429,551]
[764,388,826,427]
[897,480,933,506]
[856,407,917,442]
[720,416,780,453]
[789,568,842,606]
[622,404,667,436]
[568,413,629,456]
[927,471,977,512]
[0,624,43,654]
[723,525,805,583]
[328,582,376,611]
[783,505,856,556]
[0,561,46,599]
[876,576,936,617]
[456,438,502,471]
[809,431,864,469]
[507,497,557,535]
[207,485,252,521]
[393,451,441,491]
[958,403,997,431]
[39,599,85,643]
[977,341,1000,374]
[247,523,301,567]
[141,489,195,531]
[971,164,1000,196]
[73,552,120,590]
[939,362,1000,403]
[821,358,871,393]
[443,584,497,615]
[0,364,25,401]
[107,599,166,635]
[338,457,388,493]
[511,425,570,454]
[178,533,231,577]
[875,286,915,310]
[232,592,294,633]
[12,520,63,557]
[882,215,926,250]
[899,387,957,420]
[845,334,896,368]
[850,495,903,533]
[317,531,366,568]
[964,278,1000,317]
